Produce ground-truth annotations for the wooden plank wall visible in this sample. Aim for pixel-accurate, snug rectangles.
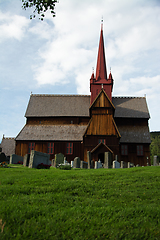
[15,141,83,162]
[119,143,151,166]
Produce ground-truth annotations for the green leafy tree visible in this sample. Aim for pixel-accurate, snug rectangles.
[21,0,58,20]
[150,134,160,164]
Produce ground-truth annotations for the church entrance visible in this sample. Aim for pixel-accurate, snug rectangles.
[98,153,104,164]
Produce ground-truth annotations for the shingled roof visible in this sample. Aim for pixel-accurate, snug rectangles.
[16,124,87,141]
[25,95,90,117]
[25,94,150,119]
[118,125,151,143]
[112,97,150,119]
[1,137,15,156]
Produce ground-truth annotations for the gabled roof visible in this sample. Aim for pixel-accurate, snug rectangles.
[15,124,87,141]
[25,94,150,119]
[90,88,115,109]
[91,142,113,154]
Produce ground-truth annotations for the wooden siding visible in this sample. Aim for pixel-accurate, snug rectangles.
[83,135,119,162]
[119,143,151,166]
[27,117,90,125]
[85,115,119,136]
[16,141,83,162]
[91,90,115,109]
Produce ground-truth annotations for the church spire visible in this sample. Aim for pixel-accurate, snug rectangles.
[95,21,107,81]
[90,22,113,104]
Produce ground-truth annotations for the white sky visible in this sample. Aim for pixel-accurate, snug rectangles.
[0,0,160,139]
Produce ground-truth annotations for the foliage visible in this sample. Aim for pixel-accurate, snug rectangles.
[37,163,51,169]
[21,0,58,20]
[16,161,23,165]
[58,164,71,170]
[0,162,8,168]
[0,166,160,239]
[150,132,160,164]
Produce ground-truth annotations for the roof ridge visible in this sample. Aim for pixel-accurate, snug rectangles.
[113,96,145,99]
[31,94,91,97]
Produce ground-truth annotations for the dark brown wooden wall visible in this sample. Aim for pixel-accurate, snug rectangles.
[27,117,90,125]
[83,135,120,162]
[16,141,83,162]
[119,143,150,166]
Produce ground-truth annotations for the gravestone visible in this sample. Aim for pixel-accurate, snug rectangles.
[0,152,7,163]
[51,159,55,167]
[113,160,120,168]
[80,160,83,169]
[91,160,94,169]
[95,161,98,169]
[87,151,91,169]
[28,150,50,168]
[121,161,124,168]
[104,152,112,168]
[10,154,23,164]
[153,156,158,166]
[127,162,130,168]
[80,161,88,169]
[55,153,64,167]
[73,157,80,168]
[97,160,102,168]
[23,154,30,167]
[121,161,128,168]
[71,161,74,168]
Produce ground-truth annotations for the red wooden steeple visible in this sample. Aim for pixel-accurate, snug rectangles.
[90,23,113,104]
[96,24,107,81]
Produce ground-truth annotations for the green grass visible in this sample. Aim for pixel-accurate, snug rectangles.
[0,166,160,239]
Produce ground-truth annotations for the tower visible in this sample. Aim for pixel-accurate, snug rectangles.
[90,24,113,104]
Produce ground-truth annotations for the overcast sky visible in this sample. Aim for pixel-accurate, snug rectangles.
[0,0,160,139]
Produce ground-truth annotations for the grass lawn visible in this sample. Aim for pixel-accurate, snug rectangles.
[0,165,160,239]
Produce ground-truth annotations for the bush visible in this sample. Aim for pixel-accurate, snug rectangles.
[58,164,71,170]
[0,161,9,168]
[37,163,51,169]
[17,161,23,165]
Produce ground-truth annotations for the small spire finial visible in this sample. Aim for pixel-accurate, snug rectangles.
[110,67,111,73]
[92,67,94,73]
[101,16,103,30]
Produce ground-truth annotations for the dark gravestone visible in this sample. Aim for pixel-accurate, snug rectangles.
[10,154,23,164]
[80,161,88,169]
[29,150,50,168]
[87,151,91,169]
[73,157,80,168]
[0,152,7,163]
[55,153,64,167]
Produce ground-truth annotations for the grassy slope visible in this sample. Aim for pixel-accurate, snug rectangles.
[0,166,160,240]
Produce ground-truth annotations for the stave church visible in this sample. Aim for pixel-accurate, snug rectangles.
[15,24,151,166]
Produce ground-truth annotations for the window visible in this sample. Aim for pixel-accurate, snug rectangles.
[28,142,35,154]
[47,142,54,154]
[98,139,106,144]
[66,143,73,154]
[137,145,143,156]
[121,145,128,155]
